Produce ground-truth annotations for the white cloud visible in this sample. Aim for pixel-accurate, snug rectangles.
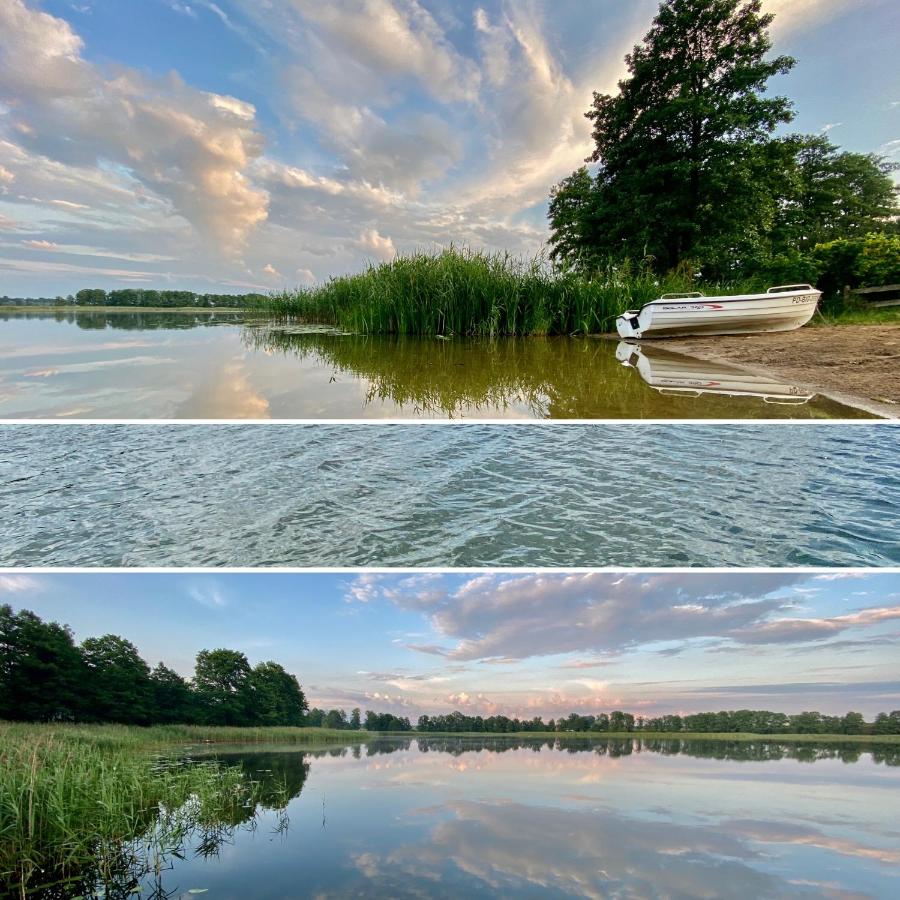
[0,0,268,251]
[370,572,886,661]
[359,228,397,262]
[0,574,42,593]
[345,573,385,603]
[186,581,227,609]
[290,0,481,104]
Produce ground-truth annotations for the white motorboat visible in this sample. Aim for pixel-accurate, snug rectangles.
[615,341,814,404]
[615,284,821,339]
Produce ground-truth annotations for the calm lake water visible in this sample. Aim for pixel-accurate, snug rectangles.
[45,738,900,899]
[0,310,872,419]
[1,424,897,566]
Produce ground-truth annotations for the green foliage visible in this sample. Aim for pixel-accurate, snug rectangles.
[549,0,898,285]
[269,246,758,336]
[81,634,153,725]
[568,0,794,276]
[813,233,900,299]
[325,708,349,729]
[873,711,900,735]
[0,723,278,895]
[149,662,196,724]
[2,607,308,730]
[771,134,898,254]
[855,232,900,286]
[364,710,412,732]
[548,167,599,271]
[0,605,86,722]
[412,708,890,736]
[250,661,308,726]
[193,648,255,726]
[61,288,269,308]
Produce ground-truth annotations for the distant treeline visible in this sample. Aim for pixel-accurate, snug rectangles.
[306,707,412,732]
[1,289,269,308]
[3,606,898,735]
[417,709,900,737]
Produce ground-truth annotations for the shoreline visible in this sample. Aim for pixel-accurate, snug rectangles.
[9,724,897,746]
[608,323,900,419]
[5,305,897,418]
[376,731,900,743]
[0,304,248,314]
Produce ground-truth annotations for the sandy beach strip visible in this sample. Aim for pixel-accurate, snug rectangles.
[640,324,900,418]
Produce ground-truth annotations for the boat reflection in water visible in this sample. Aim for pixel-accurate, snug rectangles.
[616,341,814,406]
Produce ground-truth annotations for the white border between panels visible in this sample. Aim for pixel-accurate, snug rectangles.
[4,566,899,575]
[0,418,897,426]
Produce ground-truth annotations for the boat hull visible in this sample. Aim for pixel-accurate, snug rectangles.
[616,290,820,339]
[615,342,813,404]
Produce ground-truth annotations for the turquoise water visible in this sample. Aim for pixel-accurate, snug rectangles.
[1,424,897,566]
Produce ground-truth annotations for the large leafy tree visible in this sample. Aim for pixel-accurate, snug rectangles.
[81,635,154,725]
[194,648,255,726]
[250,661,308,726]
[0,605,87,721]
[771,134,898,255]
[548,167,599,271]
[552,0,795,275]
[149,662,196,724]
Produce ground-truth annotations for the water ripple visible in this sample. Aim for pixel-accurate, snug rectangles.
[0,425,897,567]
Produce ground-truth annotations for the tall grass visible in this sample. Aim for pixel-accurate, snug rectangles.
[0,721,369,750]
[267,248,751,336]
[0,723,337,897]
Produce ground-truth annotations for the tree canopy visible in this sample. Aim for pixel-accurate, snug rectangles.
[549,0,898,284]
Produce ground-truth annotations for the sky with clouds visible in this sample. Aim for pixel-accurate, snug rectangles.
[3,570,899,719]
[0,0,897,296]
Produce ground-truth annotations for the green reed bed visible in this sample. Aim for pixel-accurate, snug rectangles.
[0,723,333,896]
[267,248,746,336]
[0,722,369,750]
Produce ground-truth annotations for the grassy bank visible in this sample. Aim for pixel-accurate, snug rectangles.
[817,305,900,326]
[268,248,752,336]
[0,721,371,748]
[0,723,364,896]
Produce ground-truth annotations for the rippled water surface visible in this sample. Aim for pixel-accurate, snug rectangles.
[1,425,897,566]
[44,738,900,899]
[0,311,872,419]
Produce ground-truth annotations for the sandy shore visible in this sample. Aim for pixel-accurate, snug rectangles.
[647,324,900,417]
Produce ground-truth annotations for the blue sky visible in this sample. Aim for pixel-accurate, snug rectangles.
[0,0,897,295]
[2,570,898,718]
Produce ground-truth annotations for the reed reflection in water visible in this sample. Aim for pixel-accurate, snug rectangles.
[31,737,899,900]
[0,310,870,418]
